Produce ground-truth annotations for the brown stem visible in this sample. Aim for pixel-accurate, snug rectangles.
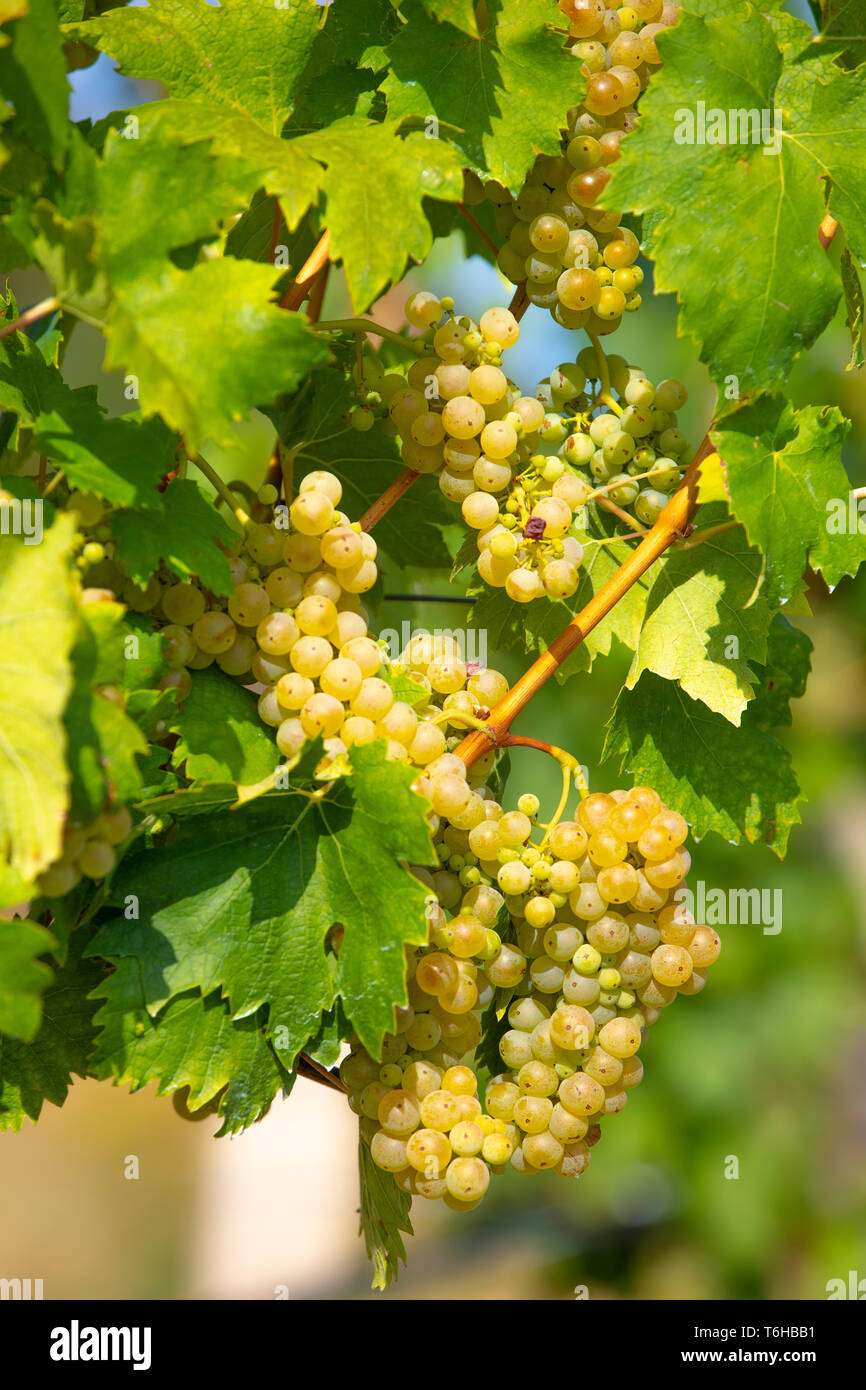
[819,214,839,250]
[279,230,331,312]
[0,296,60,340]
[508,282,530,321]
[454,434,717,768]
[297,1051,347,1094]
[597,494,638,528]
[306,260,330,323]
[456,202,500,257]
[359,467,419,531]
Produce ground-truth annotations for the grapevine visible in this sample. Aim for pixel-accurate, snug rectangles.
[0,0,863,1300]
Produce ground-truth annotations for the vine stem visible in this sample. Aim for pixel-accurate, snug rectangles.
[190,454,250,527]
[314,317,427,355]
[457,201,500,256]
[454,434,717,768]
[279,230,331,312]
[508,282,530,321]
[306,259,330,322]
[359,467,419,530]
[0,295,60,340]
[297,1052,347,1095]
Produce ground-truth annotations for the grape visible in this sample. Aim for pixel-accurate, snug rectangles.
[77,840,117,879]
[162,582,206,625]
[193,611,237,655]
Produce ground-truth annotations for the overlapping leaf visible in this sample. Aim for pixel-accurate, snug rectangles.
[0,516,77,879]
[380,0,578,190]
[603,662,808,858]
[89,958,292,1136]
[608,5,866,396]
[0,0,69,165]
[0,917,55,1042]
[712,396,864,603]
[0,329,176,505]
[109,479,237,596]
[87,744,435,1060]
[0,932,101,1132]
[627,508,771,725]
[168,667,280,787]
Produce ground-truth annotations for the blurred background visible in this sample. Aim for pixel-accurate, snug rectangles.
[1,0,864,1301]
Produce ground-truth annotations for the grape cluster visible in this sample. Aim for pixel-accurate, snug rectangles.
[36,805,133,897]
[342,761,721,1212]
[349,294,552,512]
[458,350,689,600]
[483,0,680,334]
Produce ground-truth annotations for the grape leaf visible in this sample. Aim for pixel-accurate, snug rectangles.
[104,256,332,453]
[712,396,864,604]
[811,0,866,68]
[0,329,176,506]
[0,516,77,879]
[0,918,55,1042]
[109,479,237,597]
[292,115,464,310]
[65,0,321,129]
[602,671,804,857]
[380,0,577,190]
[88,744,435,1061]
[359,1137,412,1291]
[840,245,864,371]
[88,959,293,1137]
[749,615,813,730]
[627,510,771,726]
[607,6,863,396]
[0,0,69,164]
[468,516,653,682]
[64,602,150,822]
[267,368,454,572]
[418,0,480,35]
[168,667,281,787]
[0,931,102,1132]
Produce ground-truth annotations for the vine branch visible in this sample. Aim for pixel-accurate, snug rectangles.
[279,230,331,312]
[454,434,717,768]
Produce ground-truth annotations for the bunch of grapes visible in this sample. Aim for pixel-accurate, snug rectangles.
[342,756,721,1211]
[36,805,133,898]
[348,294,552,511]
[483,0,680,333]
[457,351,690,601]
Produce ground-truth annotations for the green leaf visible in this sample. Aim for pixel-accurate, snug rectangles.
[841,245,864,370]
[749,615,813,730]
[268,368,454,572]
[602,671,804,857]
[110,479,238,596]
[89,744,435,1062]
[103,256,332,453]
[0,931,101,1132]
[417,0,480,36]
[359,1136,412,1290]
[64,602,149,822]
[168,667,281,786]
[381,0,578,190]
[811,0,866,69]
[713,396,865,604]
[0,515,78,879]
[627,511,770,726]
[0,329,176,506]
[0,0,69,164]
[607,6,859,395]
[89,959,292,1136]
[293,116,463,310]
[0,918,55,1042]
